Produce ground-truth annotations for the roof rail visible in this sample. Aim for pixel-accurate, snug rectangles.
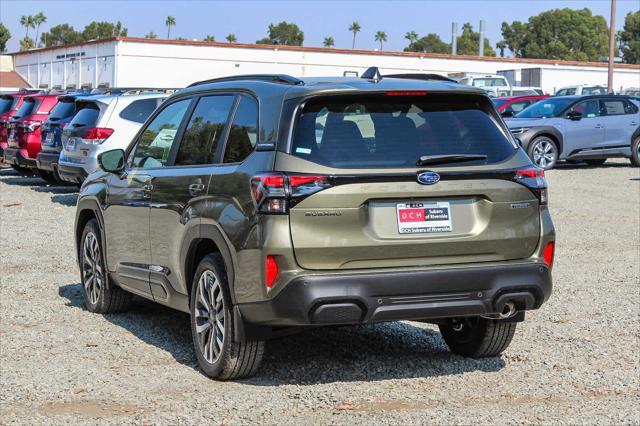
[89,87,179,96]
[360,67,457,83]
[188,74,304,87]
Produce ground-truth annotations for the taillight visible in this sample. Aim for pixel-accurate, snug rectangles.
[82,127,114,144]
[514,167,548,205]
[542,242,555,269]
[251,173,332,214]
[265,255,279,289]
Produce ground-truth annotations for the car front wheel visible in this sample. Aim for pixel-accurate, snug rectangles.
[631,136,640,167]
[527,136,558,170]
[190,254,264,380]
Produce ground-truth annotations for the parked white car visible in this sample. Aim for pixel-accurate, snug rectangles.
[554,85,608,96]
[58,89,174,183]
[457,74,511,97]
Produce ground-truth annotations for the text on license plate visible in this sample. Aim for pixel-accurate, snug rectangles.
[396,202,452,234]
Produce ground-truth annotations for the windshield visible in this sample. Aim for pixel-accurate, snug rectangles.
[515,98,574,118]
[0,96,14,114]
[492,99,508,108]
[472,78,507,87]
[48,100,76,121]
[291,94,515,169]
[13,99,42,119]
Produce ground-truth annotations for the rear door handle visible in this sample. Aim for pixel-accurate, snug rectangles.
[594,124,604,129]
[188,183,205,196]
[631,122,638,126]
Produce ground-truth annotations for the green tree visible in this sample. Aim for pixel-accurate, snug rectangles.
[323,36,334,47]
[499,8,609,61]
[348,21,361,49]
[19,36,34,51]
[256,21,303,46]
[82,21,127,40]
[40,24,81,47]
[20,15,34,40]
[33,12,46,47]
[456,22,496,56]
[405,30,418,45]
[145,31,157,39]
[375,30,387,50]
[166,16,176,39]
[404,33,450,54]
[0,22,10,53]
[619,11,640,64]
[204,35,215,42]
[496,40,507,57]
[226,33,237,43]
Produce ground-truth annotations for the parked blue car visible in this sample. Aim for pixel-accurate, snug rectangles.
[505,95,640,169]
[36,92,93,182]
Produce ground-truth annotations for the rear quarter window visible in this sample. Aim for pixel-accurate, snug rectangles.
[119,98,160,123]
[291,94,515,169]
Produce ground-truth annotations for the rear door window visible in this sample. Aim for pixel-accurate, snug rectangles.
[223,96,258,163]
[601,100,626,116]
[119,98,161,123]
[292,94,515,168]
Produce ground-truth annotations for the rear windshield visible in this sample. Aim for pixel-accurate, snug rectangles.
[291,94,515,168]
[48,100,76,121]
[515,98,573,118]
[68,102,101,128]
[0,96,14,114]
[13,99,42,118]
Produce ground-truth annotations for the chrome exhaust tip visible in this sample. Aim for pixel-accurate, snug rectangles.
[498,301,517,319]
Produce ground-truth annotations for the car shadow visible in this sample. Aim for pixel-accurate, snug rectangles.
[555,161,634,170]
[59,283,506,384]
[0,173,44,186]
[50,193,79,206]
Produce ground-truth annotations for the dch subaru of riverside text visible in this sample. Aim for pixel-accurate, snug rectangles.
[73,69,555,380]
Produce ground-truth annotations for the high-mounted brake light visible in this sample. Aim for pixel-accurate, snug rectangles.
[543,242,555,269]
[265,255,279,288]
[513,167,548,205]
[251,173,332,214]
[82,127,114,144]
[384,91,428,96]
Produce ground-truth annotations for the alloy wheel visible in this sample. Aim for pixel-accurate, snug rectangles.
[82,232,103,305]
[532,139,557,169]
[194,270,225,364]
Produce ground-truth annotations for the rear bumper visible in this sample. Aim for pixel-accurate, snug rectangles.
[3,148,37,168]
[36,151,60,172]
[238,262,552,327]
[58,163,88,184]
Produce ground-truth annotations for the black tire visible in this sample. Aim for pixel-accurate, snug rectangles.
[439,317,517,357]
[583,159,606,167]
[80,219,131,313]
[527,136,558,170]
[37,169,58,183]
[631,136,640,167]
[190,254,264,380]
[10,164,30,174]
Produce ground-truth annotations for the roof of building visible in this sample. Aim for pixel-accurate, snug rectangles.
[10,37,640,70]
[0,71,30,88]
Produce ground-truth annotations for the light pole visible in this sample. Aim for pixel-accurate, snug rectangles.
[607,0,616,94]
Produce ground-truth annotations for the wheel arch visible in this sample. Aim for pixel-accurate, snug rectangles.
[75,197,109,287]
[529,127,564,155]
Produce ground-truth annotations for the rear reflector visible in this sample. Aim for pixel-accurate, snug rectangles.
[265,256,279,288]
[543,242,555,269]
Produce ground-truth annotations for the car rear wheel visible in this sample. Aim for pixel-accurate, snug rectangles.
[527,137,558,170]
[631,137,640,167]
[439,317,517,357]
[80,219,131,313]
[190,254,264,380]
[584,159,606,167]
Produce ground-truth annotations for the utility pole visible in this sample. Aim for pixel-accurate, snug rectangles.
[479,20,485,56]
[607,0,616,93]
[451,22,458,55]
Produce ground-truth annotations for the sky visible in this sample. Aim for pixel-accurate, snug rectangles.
[1,0,639,53]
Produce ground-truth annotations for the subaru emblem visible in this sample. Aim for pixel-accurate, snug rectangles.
[417,171,440,185]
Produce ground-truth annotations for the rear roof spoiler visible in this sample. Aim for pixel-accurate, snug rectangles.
[361,66,457,83]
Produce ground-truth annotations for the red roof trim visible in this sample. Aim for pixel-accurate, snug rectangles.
[11,36,640,70]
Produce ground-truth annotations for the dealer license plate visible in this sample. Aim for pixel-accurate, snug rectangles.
[396,202,453,234]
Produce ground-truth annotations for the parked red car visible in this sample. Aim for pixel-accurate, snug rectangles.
[0,92,32,167]
[492,95,549,117]
[4,94,59,180]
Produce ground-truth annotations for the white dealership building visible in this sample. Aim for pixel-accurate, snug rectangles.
[9,37,640,94]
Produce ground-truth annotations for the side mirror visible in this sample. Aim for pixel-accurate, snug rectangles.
[98,149,125,173]
[566,111,582,121]
[501,110,515,118]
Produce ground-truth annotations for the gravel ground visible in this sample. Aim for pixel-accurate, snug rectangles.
[0,160,639,425]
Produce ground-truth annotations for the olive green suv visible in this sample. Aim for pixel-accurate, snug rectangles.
[74,69,555,380]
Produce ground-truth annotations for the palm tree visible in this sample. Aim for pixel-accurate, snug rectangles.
[20,15,35,40]
[323,36,334,48]
[375,31,387,50]
[33,12,46,47]
[165,16,176,39]
[405,31,418,46]
[226,33,237,43]
[204,35,215,42]
[145,31,157,39]
[348,21,360,49]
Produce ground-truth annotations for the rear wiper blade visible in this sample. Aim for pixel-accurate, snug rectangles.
[416,154,488,166]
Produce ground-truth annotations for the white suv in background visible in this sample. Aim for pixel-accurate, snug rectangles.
[58,89,174,184]
[554,85,607,96]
